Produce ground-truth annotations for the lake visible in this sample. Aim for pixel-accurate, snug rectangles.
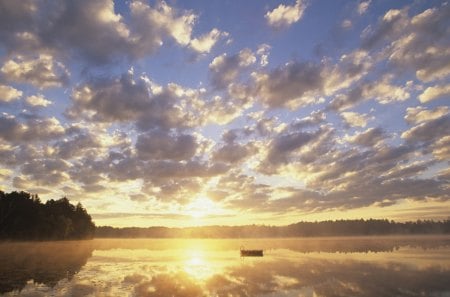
[1,236,450,296]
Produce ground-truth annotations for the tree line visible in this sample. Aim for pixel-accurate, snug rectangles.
[96,218,450,238]
[2,190,449,240]
[0,191,95,240]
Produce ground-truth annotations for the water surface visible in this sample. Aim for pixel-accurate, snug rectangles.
[1,236,449,296]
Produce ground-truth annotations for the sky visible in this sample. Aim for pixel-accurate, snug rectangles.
[0,0,449,227]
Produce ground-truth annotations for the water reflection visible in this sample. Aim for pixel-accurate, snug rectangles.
[0,241,93,294]
[0,236,449,296]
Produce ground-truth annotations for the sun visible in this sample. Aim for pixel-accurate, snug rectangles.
[185,195,220,219]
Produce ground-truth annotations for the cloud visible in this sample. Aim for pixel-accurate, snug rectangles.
[54,124,129,160]
[290,111,326,130]
[129,0,195,51]
[419,83,450,103]
[323,50,373,96]
[1,55,70,88]
[361,8,409,50]
[212,172,272,206]
[0,84,22,103]
[344,127,386,147]
[265,0,306,29]
[212,142,257,164]
[68,73,150,122]
[431,136,450,161]
[380,160,432,181]
[26,94,52,107]
[362,4,450,83]
[0,0,449,221]
[244,114,286,137]
[401,115,450,143]
[0,0,221,65]
[136,130,198,161]
[253,61,324,108]
[200,95,247,125]
[340,111,371,127]
[404,106,449,124]
[253,50,372,109]
[328,75,410,111]
[341,19,352,29]
[190,28,225,53]
[256,44,271,67]
[0,0,38,50]
[130,1,226,55]
[67,72,200,131]
[142,160,228,181]
[21,158,71,186]
[0,114,65,143]
[258,125,332,174]
[41,0,132,64]
[143,4,192,45]
[299,144,447,209]
[209,49,256,89]
[357,1,371,15]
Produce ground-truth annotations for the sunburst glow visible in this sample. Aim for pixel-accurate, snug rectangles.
[185,196,222,219]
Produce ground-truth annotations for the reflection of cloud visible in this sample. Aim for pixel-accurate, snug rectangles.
[0,241,93,294]
[2,238,450,296]
[134,272,204,297]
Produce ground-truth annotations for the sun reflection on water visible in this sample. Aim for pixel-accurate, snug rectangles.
[1,237,450,297]
[182,249,227,281]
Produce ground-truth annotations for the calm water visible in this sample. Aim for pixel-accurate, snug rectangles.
[1,236,450,297]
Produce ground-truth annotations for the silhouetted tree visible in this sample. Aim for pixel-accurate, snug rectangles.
[0,191,95,240]
[95,218,450,238]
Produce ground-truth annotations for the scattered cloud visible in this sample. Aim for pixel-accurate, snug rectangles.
[0,84,22,103]
[405,106,449,124]
[0,115,65,143]
[265,0,307,29]
[362,4,450,83]
[344,127,386,147]
[0,0,449,225]
[419,84,450,103]
[136,130,198,161]
[357,1,371,15]
[209,48,256,89]
[341,19,353,29]
[0,0,223,65]
[401,115,450,143]
[328,75,410,111]
[190,28,226,53]
[67,72,203,131]
[26,94,52,107]
[253,61,324,109]
[1,55,70,88]
[256,44,271,67]
[212,141,257,164]
[340,111,371,127]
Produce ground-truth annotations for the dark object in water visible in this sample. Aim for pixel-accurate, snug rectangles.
[240,248,263,257]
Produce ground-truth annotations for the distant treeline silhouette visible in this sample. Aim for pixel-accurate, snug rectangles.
[96,219,450,238]
[0,191,95,240]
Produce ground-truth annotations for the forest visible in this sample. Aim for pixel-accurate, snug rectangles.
[0,191,95,240]
[96,219,450,238]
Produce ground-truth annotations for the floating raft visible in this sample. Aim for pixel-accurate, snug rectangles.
[240,249,264,257]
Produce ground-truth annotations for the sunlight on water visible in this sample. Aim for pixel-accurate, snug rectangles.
[184,253,213,280]
[1,236,450,296]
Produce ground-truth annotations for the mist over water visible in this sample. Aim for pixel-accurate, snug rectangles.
[1,236,450,296]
